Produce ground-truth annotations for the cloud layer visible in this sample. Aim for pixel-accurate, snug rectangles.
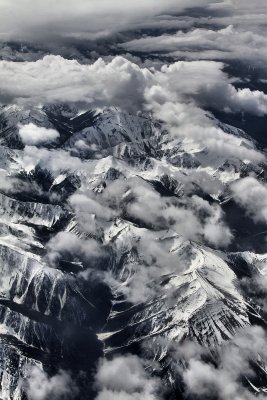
[121,25,267,68]
[0,2,266,399]
[0,0,224,41]
[1,56,267,119]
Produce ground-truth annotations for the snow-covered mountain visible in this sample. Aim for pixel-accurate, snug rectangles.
[0,104,266,399]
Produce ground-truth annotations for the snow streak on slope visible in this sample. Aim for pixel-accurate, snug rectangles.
[0,104,266,399]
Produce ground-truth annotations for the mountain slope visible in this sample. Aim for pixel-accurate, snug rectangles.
[0,104,265,399]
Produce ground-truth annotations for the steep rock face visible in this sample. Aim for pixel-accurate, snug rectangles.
[63,109,162,161]
[100,223,249,350]
[0,105,55,149]
[0,193,65,227]
[0,152,108,397]
[0,104,265,399]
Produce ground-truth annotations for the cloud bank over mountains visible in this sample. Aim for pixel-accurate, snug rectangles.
[0,56,266,169]
[1,55,267,116]
[0,0,227,41]
[0,1,267,400]
[121,25,267,68]
[1,0,266,73]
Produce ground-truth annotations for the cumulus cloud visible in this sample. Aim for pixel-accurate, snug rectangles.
[182,326,267,400]
[125,179,232,247]
[59,169,233,305]
[104,228,188,304]
[68,191,118,237]
[69,193,116,221]
[99,180,233,304]
[18,123,60,145]
[0,169,44,198]
[94,354,161,400]
[0,56,265,171]
[94,326,267,400]
[25,366,77,400]
[231,177,267,223]
[148,101,263,163]
[1,56,267,118]
[148,61,267,116]
[192,195,233,247]
[17,145,84,175]
[94,175,232,247]
[46,231,103,266]
[0,56,152,110]
[123,177,201,238]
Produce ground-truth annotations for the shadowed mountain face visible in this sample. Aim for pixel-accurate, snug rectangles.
[1,1,267,399]
[0,104,266,399]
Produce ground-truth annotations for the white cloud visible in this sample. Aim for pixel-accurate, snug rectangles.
[0,0,223,41]
[25,366,77,400]
[101,176,232,247]
[94,354,161,400]
[121,25,267,67]
[149,61,267,116]
[0,56,265,169]
[192,195,233,247]
[99,181,233,304]
[17,145,84,175]
[148,101,263,163]
[231,177,267,223]
[1,56,267,118]
[0,56,152,110]
[94,327,267,400]
[18,123,60,145]
[182,326,267,400]
[0,3,266,399]
[46,231,103,266]
[69,193,116,221]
